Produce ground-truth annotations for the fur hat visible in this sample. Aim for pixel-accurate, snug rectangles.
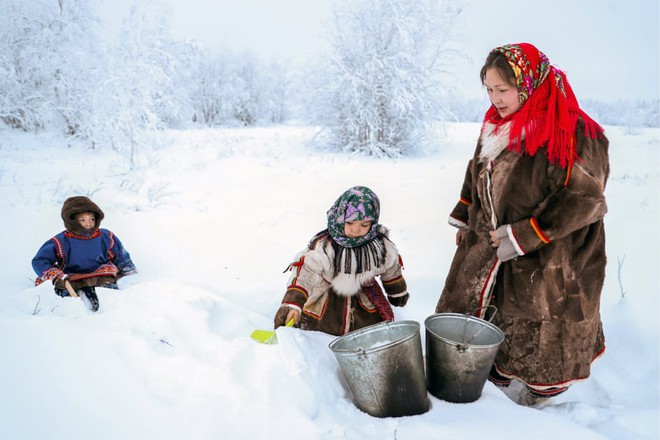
[61,196,104,234]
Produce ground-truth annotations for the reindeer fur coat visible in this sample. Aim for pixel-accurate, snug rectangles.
[436,119,610,387]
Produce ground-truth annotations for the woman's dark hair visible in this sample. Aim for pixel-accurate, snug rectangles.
[480,51,516,86]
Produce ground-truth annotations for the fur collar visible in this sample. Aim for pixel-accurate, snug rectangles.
[317,226,398,296]
[479,121,523,163]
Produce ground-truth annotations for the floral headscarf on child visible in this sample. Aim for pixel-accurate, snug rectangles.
[314,186,387,275]
[483,43,603,169]
[327,186,380,248]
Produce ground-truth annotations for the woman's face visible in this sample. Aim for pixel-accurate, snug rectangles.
[483,67,520,118]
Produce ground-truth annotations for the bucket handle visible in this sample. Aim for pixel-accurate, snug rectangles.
[473,305,498,322]
[463,305,498,345]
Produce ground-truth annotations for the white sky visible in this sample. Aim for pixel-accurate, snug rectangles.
[99,0,659,103]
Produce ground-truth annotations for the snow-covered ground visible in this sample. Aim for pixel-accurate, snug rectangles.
[0,123,657,439]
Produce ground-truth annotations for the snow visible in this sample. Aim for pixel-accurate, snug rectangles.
[0,122,658,439]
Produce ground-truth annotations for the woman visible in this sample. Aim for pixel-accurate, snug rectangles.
[436,43,609,406]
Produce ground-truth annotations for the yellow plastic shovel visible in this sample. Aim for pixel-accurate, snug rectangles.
[250,318,295,344]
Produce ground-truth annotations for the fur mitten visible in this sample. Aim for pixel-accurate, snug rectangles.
[389,292,409,307]
[53,274,69,290]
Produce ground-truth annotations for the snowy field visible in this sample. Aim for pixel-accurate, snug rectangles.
[0,122,658,439]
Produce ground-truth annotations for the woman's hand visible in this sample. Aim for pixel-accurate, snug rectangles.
[456,229,465,246]
[489,230,501,247]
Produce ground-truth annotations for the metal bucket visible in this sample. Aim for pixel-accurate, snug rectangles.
[328,320,430,417]
[424,312,504,403]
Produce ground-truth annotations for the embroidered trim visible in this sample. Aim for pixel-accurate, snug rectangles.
[41,267,65,282]
[64,229,102,240]
[564,162,573,187]
[106,231,115,260]
[51,237,65,266]
[530,217,551,243]
[342,297,352,334]
[288,256,305,284]
[286,285,309,299]
[382,275,403,286]
[493,344,605,389]
[478,258,502,317]
[459,197,472,206]
[564,138,575,187]
[67,263,119,281]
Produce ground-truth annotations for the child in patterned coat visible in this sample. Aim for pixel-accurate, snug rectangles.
[273,186,409,336]
[32,196,136,310]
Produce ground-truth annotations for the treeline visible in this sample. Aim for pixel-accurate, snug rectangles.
[0,1,295,165]
[0,0,655,166]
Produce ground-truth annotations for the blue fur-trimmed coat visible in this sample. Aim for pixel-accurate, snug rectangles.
[32,228,136,289]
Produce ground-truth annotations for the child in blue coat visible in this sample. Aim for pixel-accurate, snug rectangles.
[32,196,136,310]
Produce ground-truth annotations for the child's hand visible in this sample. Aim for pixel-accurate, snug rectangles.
[286,309,301,326]
[274,306,300,328]
[54,274,69,289]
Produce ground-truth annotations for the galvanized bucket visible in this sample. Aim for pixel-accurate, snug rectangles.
[424,312,504,403]
[329,320,431,417]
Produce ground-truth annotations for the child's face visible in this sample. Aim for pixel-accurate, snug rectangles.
[344,220,372,239]
[76,212,96,230]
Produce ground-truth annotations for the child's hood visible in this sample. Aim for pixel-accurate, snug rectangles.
[61,196,105,234]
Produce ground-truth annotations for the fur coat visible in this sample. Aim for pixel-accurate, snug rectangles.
[436,119,610,387]
[279,227,409,336]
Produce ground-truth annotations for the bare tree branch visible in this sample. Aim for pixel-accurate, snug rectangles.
[617,255,627,298]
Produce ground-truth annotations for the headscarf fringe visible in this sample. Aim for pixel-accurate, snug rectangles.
[331,234,387,275]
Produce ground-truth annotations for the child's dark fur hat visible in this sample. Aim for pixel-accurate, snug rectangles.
[61,196,104,234]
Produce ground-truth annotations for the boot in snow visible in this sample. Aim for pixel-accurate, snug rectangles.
[81,287,100,312]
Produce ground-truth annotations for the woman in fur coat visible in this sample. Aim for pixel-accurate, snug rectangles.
[274,186,410,336]
[32,196,137,310]
[436,43,609,406]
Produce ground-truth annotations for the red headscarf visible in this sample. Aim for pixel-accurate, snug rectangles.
[483,43,603,168]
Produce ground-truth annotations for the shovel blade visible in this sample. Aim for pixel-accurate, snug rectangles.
[250,318,294,344]
[250,329,278,344]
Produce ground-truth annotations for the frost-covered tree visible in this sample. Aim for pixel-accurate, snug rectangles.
[187,51,291,127]
[262,61,291,124]
[581,98,660,129]
[231,54,261,126]
[188,51,242,126]
[307,0,463,157]
[0,0,100,134]
[91,1,178,167]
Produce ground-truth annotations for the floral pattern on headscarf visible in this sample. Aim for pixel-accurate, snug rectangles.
[495,44,551,106]
[327,186,380,248]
